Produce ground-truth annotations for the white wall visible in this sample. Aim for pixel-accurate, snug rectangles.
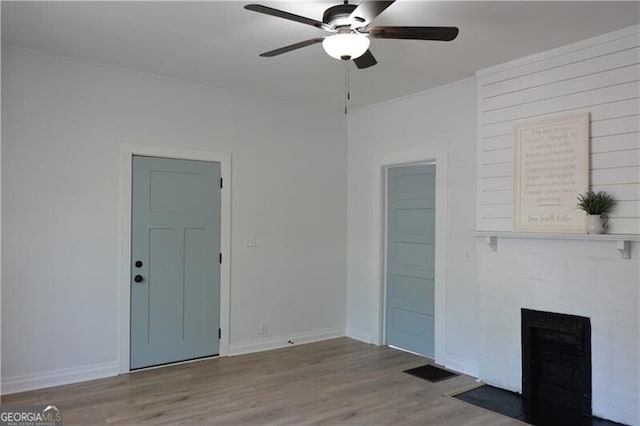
[474,26,640,425]
[1,46,347,393]
[346,77,480,375]
[477,25,640,233]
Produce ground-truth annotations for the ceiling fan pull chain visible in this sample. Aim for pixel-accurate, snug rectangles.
[347,65,351,103]
[344,61,352,115]
[344,61,349,115]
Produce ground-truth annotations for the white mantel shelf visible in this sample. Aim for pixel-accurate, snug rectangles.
[471,231,640,259]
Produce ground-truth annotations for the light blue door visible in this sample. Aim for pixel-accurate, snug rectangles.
[131,156,221,369]
[386,163,436,358]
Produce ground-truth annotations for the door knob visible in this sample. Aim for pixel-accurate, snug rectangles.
[135,260,143,268]
[134,275,144,283]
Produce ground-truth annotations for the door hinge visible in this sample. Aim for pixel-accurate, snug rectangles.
[218,328,222,339]
[220,177,223,189]
[219,252,222,264]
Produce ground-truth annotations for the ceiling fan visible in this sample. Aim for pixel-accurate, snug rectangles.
[244,0,459,69]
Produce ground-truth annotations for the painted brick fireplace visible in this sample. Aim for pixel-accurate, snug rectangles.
[476,237,639,425]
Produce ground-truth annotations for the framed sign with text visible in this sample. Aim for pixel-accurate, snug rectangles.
[513,113,590,233]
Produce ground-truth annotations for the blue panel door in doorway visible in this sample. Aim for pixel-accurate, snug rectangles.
[130,155,221,369]
[386,163,436,358]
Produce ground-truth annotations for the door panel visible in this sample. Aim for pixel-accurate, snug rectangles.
[386,163,436,357]
[131,156,221,369]
[149,170,207,213]
[390,275,434,315]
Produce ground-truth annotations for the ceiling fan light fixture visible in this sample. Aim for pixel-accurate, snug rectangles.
[322,33,370,60]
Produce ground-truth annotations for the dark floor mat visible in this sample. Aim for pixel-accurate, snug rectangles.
[403,364,458,383]
[452,385,626,425]
[454,385,527,421]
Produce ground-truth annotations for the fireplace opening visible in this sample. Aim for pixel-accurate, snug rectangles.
[522,308,592,426]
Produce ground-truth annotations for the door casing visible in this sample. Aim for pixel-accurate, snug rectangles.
[372,146,448,365]
[118,143,231,374]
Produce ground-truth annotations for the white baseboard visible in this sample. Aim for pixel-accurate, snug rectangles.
[346,327,373,344]
[445,355,479,378]
[229,326,345,356]
[2,361,119,395]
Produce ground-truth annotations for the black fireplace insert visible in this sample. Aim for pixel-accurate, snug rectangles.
[521,308,592,426]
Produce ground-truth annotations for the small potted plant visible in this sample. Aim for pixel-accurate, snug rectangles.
[576,190,616,234]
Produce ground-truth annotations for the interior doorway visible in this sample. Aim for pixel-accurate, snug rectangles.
[371,145,448,364]
[118,143,231,373]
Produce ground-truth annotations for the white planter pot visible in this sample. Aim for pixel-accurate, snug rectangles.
[586,215,605,234]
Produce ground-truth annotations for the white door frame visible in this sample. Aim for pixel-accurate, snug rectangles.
[118,143,232,374]
[372,146,448,364]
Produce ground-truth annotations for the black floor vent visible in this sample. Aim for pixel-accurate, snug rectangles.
[403,364,458,383]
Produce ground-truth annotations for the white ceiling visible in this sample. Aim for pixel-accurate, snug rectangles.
[2,1,639,110]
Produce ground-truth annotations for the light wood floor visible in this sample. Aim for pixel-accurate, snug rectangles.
[2,338,520,425]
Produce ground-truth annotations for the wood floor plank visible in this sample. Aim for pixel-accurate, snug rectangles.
[1,338,520,425]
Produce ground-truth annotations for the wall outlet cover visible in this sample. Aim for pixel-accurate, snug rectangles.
[244,235,256,247]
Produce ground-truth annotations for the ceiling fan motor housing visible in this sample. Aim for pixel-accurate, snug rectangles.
[323,4,358,28]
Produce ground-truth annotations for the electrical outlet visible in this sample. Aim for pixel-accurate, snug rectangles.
[464,249,472,261]
[244,235,256,247]
[258,320,268,335]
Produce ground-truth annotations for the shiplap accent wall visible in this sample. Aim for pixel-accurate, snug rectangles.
[476,25,640,234]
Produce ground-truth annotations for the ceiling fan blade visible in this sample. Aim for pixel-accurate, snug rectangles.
[349,1,395,28]
[368,26,459,41]
[245,4,331,31]
[353,49,377,69]
[259,38,325,57]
